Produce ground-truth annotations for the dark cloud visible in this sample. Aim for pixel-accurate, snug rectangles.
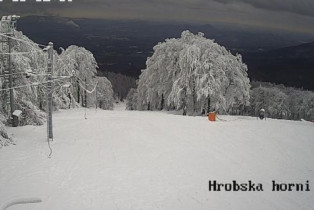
[0,1,71,16]
[213,0,314,17]
[0,0,314,34]
[1,0,314,16]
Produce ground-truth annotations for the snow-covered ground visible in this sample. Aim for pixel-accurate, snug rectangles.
[0,105,313,210]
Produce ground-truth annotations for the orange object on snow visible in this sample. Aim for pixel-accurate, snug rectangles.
[208,112,216,121]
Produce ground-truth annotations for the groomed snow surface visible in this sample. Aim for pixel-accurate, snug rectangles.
[1,104,313,210]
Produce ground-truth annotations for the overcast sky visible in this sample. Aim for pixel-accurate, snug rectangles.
[1,0,314,34]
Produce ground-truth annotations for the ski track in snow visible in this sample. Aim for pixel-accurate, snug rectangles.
[0,105,313,210]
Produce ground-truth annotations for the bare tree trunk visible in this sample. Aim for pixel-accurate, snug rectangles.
[182,87,187,116]
[77,79,80,104]
[192,79,196,113]
[207,96,211,114]
[160,94,164,110]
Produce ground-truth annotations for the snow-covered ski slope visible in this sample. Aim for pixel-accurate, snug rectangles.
[0,106,313,210]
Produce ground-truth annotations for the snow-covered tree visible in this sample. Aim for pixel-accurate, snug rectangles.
[131,31,250,115]
[1,30,48,125]
[96,77,114,110]
[58,46,97,108]
[0,28,114,127]
[285,88,314,120]
[250,86,288,118]
[126,88,138,110]
[249,82,314,121]
[102,72,136,101]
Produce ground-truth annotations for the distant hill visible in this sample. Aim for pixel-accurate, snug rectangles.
[243,42,314,90]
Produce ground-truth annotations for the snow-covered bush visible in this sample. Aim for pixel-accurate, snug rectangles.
[130,31,250,115]
[0,121,13,149]
[15,100,46,126]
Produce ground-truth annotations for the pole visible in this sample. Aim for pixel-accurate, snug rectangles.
[0,27,10,116]
[95,82,98,110]
[84,77,87,119]
[77,78,80,104]
[47,42,53,140]
[84,77,87,107]
[8,33,17,126]
[0,17,12,122]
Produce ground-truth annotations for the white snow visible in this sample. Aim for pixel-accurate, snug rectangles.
[12,110,22,117]
[0,106,313,210]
